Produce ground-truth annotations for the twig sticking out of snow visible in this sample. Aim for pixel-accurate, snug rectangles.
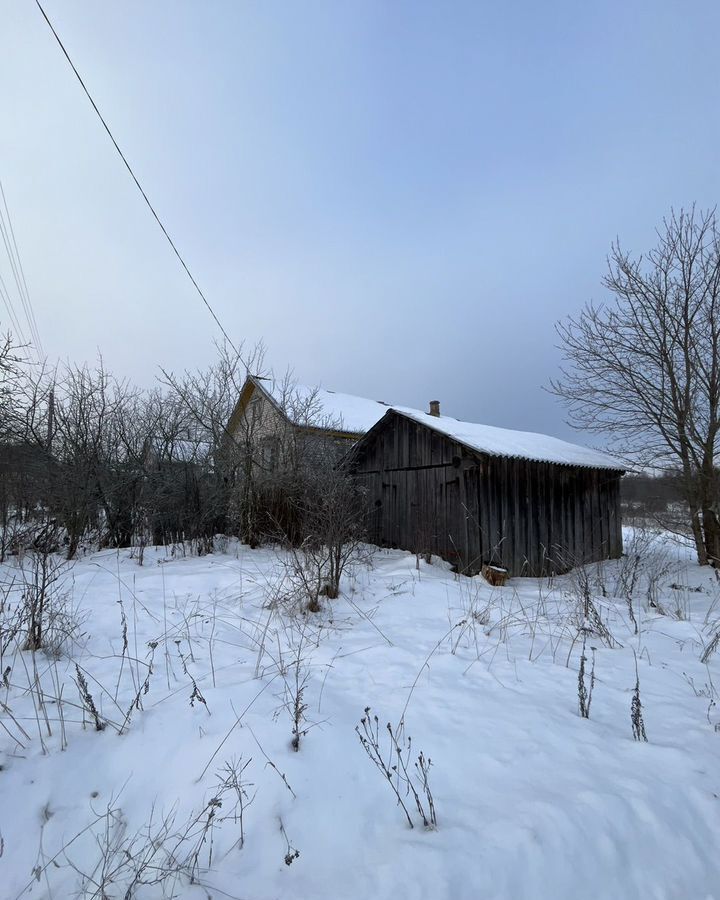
[279,817,300,866]
[631,652,648,742]
[75,664,106,732]
[355,707,437,829]
[578,633,596,719]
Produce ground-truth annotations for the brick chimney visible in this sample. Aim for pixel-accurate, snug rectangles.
[429,400,440,417]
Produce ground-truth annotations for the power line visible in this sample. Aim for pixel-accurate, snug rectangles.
[34,0,240,357]
[0,266,28,345]
[0,181,42,353]
[0,181,43,355]
[0,213,34,344]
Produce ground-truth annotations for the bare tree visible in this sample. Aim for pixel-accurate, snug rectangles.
[551,207,720,566]
[161,340,268,544]
[0,335,54,557]
[304,463,367,599]
[0,331,23,436]
[47,359,140,557]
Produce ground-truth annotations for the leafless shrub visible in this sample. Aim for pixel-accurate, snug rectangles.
[17,546,79,655]
[613,528,681,623]
[269,464,369,611]
[356,707,437,829]
[612,528,654,597]
[0,546,84,664]
[270,542,329,615]
[18,758,255,898]
[569,566,619,649]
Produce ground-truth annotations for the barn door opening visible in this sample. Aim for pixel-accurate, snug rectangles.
[438,475,462,568]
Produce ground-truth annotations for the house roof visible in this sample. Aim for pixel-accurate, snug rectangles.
[241,376,624,471]
[257,378,393,436]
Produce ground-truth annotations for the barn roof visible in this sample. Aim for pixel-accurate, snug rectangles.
[379,408,625,471]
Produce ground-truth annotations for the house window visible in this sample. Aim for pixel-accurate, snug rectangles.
[260,438,278,471]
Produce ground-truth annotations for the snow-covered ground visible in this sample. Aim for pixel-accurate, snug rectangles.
[2,530,719,899]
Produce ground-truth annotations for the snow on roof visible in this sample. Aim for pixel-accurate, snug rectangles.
[257,377,624,470]
[259,379,393,434]
[172,439,211,461]
[391,408,624,471]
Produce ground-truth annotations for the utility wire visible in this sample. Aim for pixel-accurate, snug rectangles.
[34,0,240,357]
[0,181,42,353]
[0,266,28,345]
[0,213,34,345]
[0,181,43,355]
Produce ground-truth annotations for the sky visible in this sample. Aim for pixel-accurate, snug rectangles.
[2,0,719,442]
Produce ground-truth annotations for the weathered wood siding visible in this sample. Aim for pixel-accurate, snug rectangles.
[350,412,623,576]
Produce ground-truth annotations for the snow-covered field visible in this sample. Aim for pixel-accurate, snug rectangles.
[2,530,720,899]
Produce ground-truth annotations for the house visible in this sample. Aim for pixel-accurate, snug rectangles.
[345,404,625,577]
[226,374,395,469]
[225,374,400,542]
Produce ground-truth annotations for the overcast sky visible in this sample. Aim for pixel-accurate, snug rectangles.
[2,1,719,441]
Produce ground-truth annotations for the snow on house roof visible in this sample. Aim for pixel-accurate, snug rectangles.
[172,439,211,461]
[390,408,625,471]
[259,379,393,435]
[257,377,624,471]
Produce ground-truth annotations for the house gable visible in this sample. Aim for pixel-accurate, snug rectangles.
[228,376,393,444]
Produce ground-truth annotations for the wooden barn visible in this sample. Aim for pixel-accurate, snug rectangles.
[346,404,625,576]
